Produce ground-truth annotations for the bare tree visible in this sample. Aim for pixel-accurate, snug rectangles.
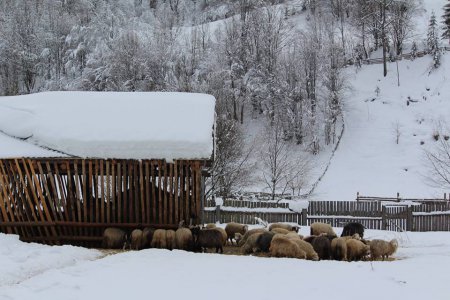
[259,118,310,200]
[425,137,450,188]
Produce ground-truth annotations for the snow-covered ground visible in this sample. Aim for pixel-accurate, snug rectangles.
[1,227,449,300]
[315,53,450,201]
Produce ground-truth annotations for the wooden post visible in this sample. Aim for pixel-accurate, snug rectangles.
[381,205,387,230]
[215,205,221,224]
[301,209,307,226]
[356,192,359,202]
[406,206,413,231]
[397,192,400,202]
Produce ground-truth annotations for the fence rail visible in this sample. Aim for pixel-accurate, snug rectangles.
[204,196,450,232]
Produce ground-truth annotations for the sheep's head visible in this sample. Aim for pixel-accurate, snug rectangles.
[292,226,300,233]
[389,239,399,255]
[243,225,249,233]
[235,233,243,243]
[351,233,361,240]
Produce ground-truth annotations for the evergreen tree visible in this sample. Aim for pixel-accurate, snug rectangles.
[443,0,450,44]
[428,12,441,68]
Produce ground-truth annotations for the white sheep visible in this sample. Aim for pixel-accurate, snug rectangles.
[310,222,337,237]
[369,239,398,260]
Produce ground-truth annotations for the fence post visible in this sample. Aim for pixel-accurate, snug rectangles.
[301,209,307,226]
[215,205,221,224]
[381,205,387,230]
[406,206,413,231]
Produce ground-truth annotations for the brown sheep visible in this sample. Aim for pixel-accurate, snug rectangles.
[225,222,248,245]
[269,235,307,259]
[286,232,304,240]
[175,227,194,251]
[269,223,300,232]
[166,229,176,250]
[131,229,143,250]
[346,239,370,261]
[142,227,155,249]
[310,222,337,237]
[242,232,264,254]
[310,235,333,260]
[255,231,276,252]
[236,228,267,246]
[288,237,319,261]
[151,229,167,249]
[212,227,227,245]
[102,228,129,249]
[191,226,224,253]
[205,223,217,229]
[271,228,291,235]
[370,239,398,260]
[331,234,361,261]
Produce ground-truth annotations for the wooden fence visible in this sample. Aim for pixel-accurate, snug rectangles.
[0,158,207,247]
[204,198,450,232]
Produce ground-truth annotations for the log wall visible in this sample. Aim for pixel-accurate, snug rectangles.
[0,158,206,247]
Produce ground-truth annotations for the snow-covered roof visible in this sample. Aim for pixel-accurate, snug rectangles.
[0,92,216,160]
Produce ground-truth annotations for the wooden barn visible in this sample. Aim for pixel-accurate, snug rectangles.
[0,91,216,247]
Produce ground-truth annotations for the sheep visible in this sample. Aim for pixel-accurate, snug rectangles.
[191,226,224,253]
[130,229,143,250]
[286,232,304,240]
[241,232,264,254]
[166,229,176,250]
[151,229,167,249]
[310,235,333,260]
[269,235,307,259]
[310,222,337,238]
[287,236,319,261]
[255,231,276,252]
[236,228,267,246]
[225,222,248,245]
[369,239,398,260]
[271,228,291,235]
[346,239,370,261]
[331,234,361,261]
[205,223,217,229]
[175,227,194,251]
[102,228,129,249]
[212,227,227,245]
[142,227,155,249]
[341,222,365,238]
[269,223,300,232]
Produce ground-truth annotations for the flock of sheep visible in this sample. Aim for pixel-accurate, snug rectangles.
[102,221,398,261]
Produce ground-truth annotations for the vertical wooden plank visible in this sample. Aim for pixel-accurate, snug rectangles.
[88,161,93,224]
[100,160,105,224]
[128,162,134,223]
[158,161,163,224]
[163,161,168,225]
[53,162,71,236]
[111,161,116,223]
[174,161,179,225]
[139,161,145,224]
[36,161,60,237]
[145,161,150,224]
[94,160,99,223]
[178,161,184,223]
[117,162,122,223]
[168,162,173,225]
[106,160,111,223]
[82,160,87,234]
[66,160,77,238]
[73,161,82,225]
[0,162,14,233]
[134,161,140,223]
[151,161,156,223]
[122,160,129,223]
[185,162,190,225]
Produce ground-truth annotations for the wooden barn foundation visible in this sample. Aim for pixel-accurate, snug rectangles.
[0,158,208,247]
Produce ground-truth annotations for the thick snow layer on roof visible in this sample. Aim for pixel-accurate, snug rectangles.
[0,92,215,160]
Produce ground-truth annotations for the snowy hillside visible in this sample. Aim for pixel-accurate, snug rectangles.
[315,53,450,200]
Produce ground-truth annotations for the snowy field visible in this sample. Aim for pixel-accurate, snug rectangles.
[1,227,450,300]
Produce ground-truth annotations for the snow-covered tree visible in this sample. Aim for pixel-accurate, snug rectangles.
[428,12,441,68]
[443,0,450,44]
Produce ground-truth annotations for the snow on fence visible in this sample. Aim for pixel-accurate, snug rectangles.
[204,197,450,232]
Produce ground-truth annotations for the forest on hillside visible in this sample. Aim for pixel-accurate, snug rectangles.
[2,0,448,198]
